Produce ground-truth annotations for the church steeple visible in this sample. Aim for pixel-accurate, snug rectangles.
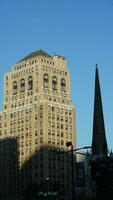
[92,65,108,157]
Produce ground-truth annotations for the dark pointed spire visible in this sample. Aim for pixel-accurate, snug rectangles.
[92,65,108,157]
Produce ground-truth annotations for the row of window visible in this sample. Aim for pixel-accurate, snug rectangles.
[48,114,72,122]
[6,96,38,108]
[14,60,37,71]
[41,59,54,65]
[48,105,72,115]
[10,107,40,118]
[43,74,66,91]
[13,76,33,95]
[48,138,64,146]
[14,57,55,71]
[13,74,66,95]
[48,130,72,138]
[2,120,43,135]
[48,122,72,130]
[43,66,68,79]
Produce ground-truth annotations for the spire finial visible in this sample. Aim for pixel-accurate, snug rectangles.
[96,64,98,68]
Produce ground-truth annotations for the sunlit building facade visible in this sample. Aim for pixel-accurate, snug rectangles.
[0,50,76,200]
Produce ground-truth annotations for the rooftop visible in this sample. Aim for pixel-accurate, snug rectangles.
[18,49,51,63]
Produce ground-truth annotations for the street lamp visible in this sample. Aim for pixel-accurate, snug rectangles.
[66,142,75,200]
[66,142,92,200]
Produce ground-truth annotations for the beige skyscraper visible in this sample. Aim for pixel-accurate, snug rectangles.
[0,50,76,200]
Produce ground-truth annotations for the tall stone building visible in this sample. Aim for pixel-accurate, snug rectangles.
[0,50,76,200]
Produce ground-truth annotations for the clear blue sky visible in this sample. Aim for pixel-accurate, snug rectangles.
[0,0,113,150]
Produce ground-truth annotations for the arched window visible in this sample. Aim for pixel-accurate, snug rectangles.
[43,74,49,88]
[28,76,33,90]
[52,76,57,90]
[20,79,25,92]
[61,78,66,91]
[13,81,17,95]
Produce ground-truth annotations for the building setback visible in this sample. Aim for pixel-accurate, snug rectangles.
[0,50,76,200]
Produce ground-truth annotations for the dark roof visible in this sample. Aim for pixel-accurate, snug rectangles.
[18,49,51,63]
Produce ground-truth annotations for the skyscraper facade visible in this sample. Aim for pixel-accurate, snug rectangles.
[0,50,76,200]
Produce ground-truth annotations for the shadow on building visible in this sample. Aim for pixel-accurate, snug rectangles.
[0,139,76,200]
[0,137,20,200]
[21,145,76,200]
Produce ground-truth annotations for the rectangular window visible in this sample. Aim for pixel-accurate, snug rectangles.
[48,138,51,144]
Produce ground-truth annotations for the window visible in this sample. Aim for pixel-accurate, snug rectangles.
[57,131,60,137]
[20,79,25,92]
[48,130,51,135]
[52,76,57,90]
[56,107,60,113]
[48,122,51,128]
[13,81,17,95]
[10,113,13,118]
[52,122,55,128]
[48,113,51,119]
[52,114,55,120]
[48,138,51,144]
[35,139,38,144]
[57,123,60,129]
[28,76,33,90]
[29,108,32,112]
[57,139,60,145]
[61,124,64,129]
[40,113,43,118]
[52,139,55,145]
[40,121,43,127]
[65,117,68,122]
[61,132,64,137]
[52,131,55,136]
[69,133,72,139]
[69,110,72,115]
[48,105,51,111]
[61,78,66,91]
[40,130,43,135]
[69,117,72,123]
[35,114,38,120]
[43,74,49,88]
[40,105,43,110]
[57,115,60,121]
[52,106,55,112]
[60,108,63,113]
[65,125,68,130]
[26,125,28,130]
[35,131,38,136]
[61,116,63,121]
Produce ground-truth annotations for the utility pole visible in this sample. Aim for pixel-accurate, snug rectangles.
[66,142,91,200]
